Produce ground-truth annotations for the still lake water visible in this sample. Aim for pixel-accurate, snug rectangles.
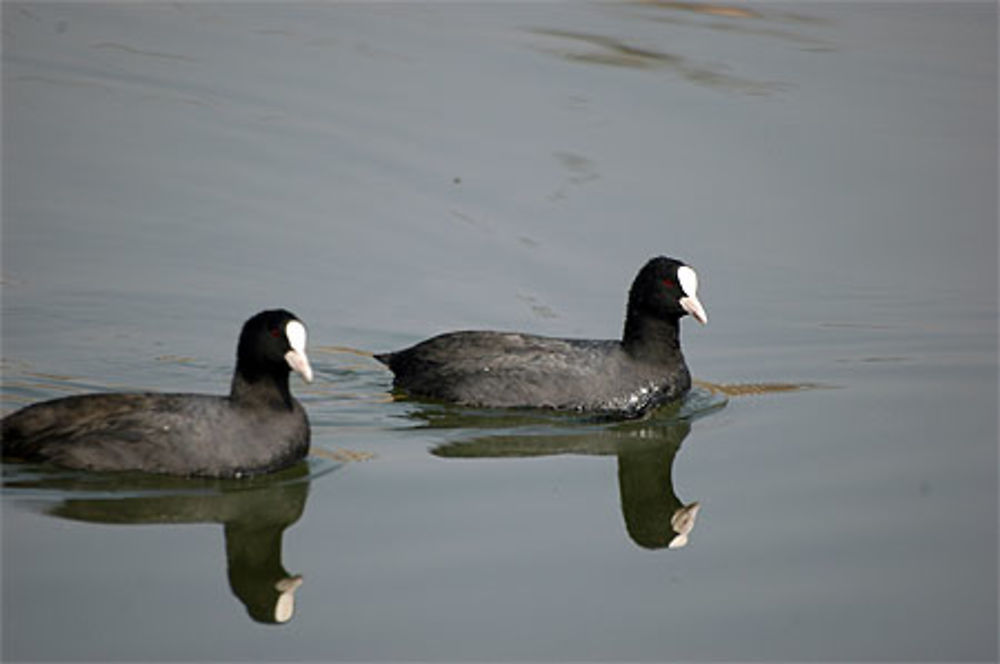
[2,2,997,660]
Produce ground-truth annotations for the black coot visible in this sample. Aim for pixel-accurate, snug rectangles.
[376,256,707,418]
[1,309,313,477]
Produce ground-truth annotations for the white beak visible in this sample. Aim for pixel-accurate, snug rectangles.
[676,265,708,325]
[283,319,313,383]
[680,295,708,325]
[284,349,313,383]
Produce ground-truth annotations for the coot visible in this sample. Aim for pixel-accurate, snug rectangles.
[1,309,313,477]
[376,256,707,417]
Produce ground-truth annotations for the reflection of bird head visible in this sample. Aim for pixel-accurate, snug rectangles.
[231,570,304,625]
[231,567,304,624]
[225,519,303,625]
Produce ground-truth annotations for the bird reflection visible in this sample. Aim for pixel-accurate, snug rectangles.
[421,404,706,550]
[614,430,699,549]
[8,462,312,624]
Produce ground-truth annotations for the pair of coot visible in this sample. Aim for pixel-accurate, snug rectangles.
[1,256,706,477]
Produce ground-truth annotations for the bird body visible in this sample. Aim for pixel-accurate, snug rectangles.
[377,256,707,418]
[1,309,312,478]
[2,392,308,477]
[377,331,689,417]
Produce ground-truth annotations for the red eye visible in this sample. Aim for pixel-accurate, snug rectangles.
[269,328,281,338]
[662,278,674,288]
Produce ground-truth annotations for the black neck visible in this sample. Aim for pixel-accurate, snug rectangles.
[622,310,683,362]
[230,365,293,410]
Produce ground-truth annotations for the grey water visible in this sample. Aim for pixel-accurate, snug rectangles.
[1,2,997,661]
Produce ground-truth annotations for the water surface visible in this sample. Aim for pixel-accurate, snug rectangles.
[2,2,997,661]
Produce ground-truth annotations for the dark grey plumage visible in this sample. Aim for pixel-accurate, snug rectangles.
[376,256,707,418]
[1,309,313,478]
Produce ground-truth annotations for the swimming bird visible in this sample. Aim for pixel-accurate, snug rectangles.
[1,309,313,477]
[375,256,707,418]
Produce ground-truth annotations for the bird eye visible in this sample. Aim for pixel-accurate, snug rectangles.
[661,278,674,288]
[269,328,282,339]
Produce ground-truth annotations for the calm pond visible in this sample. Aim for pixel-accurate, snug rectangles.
[2,2,997,661]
